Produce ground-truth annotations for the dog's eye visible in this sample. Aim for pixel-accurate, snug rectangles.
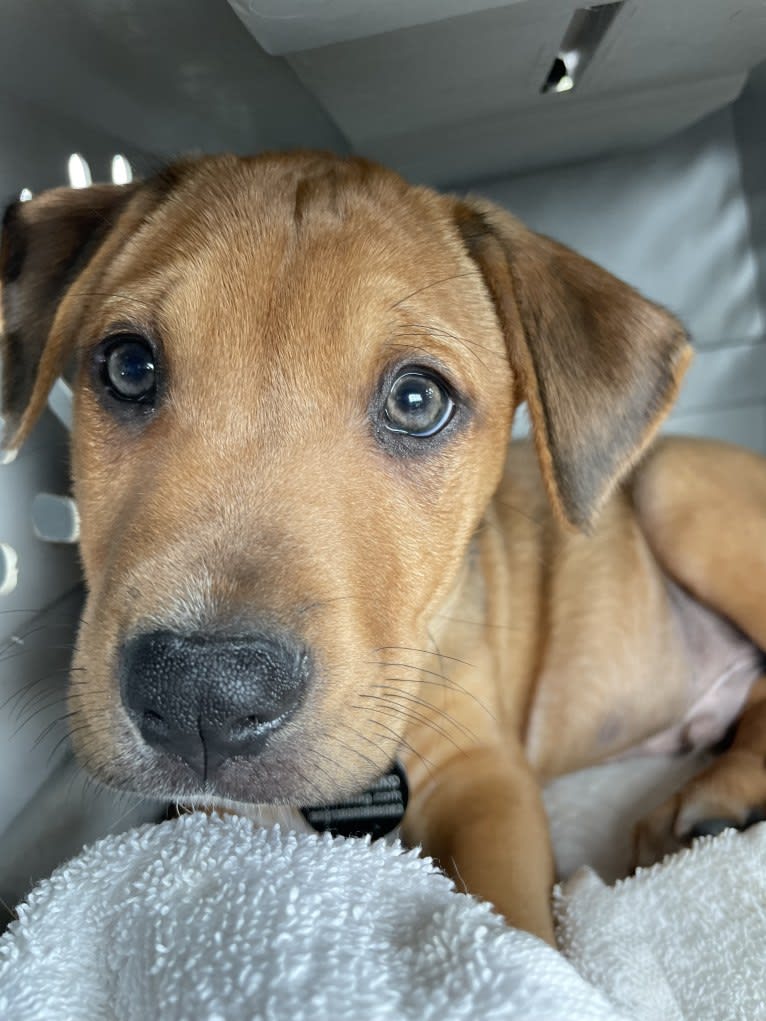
[99,335,156,403]
[383,371,454,437]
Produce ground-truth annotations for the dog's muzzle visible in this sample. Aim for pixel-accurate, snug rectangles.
[119,628,310,780]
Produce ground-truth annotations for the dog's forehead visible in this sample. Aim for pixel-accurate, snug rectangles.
[153,156,474,336]
[90,155,499,424]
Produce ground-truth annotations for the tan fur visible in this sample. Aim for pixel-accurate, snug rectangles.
[3,152,765,946]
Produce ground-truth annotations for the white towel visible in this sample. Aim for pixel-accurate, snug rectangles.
[0,813,623,1021]
[555,823,766,1021]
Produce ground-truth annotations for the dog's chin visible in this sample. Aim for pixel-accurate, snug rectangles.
[83,741,389,809]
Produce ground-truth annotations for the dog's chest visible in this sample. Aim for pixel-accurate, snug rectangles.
[524,565,763,777]
[631,581,762,757]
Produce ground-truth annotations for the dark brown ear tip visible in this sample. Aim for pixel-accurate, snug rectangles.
[149,160,189,198]
[452,199,491,247]
[553,473,601,533]
[1,200,26,285]
[2,199,20,230]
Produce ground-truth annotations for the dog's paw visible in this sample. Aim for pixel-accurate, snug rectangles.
[632,792,687,868]
[632,751,766,870]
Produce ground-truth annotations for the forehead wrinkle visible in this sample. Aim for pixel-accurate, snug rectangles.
[96,162,455,362]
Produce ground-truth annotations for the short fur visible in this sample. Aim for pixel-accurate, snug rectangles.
[4,152,766,945]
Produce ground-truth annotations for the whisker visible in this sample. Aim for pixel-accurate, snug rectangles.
[331,718,388,760]
[288,729,341,793]
[366,659,458,684]
[494,497,545,530]
[0,890,18,924]
[393,321,508,366]
[390,271,476,310]
[401,319,492,351]
[374,685,480,743]
[0,608,64,616]
[365,717,436,781]
[31,712,76,752]
[374,645,475,668]
[432,614,527,633]
[368,656,497,723]
[385,338,488,371]
[321,723,385,777]
[351,704,443,757]
[355,697,466,755]
[288,761,324,805]
[12,694,73,739]
[10,671,72,721]
[47,730,77,768]
[381,674,497,725]
[105,791,154,833]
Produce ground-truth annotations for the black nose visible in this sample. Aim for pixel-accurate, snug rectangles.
[120,629,309,780]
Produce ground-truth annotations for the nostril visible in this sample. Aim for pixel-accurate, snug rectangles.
[232,715,267,737]
[141,708,168,736]
[225,711,289,746]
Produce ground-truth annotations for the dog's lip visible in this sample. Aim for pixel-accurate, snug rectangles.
[101,734,313,805]
[99,723,392,807]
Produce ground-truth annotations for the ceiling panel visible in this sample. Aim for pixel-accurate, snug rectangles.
[274,0,766,182]
[228,0,532,55]
[363,72,746,186]
[288,0,577,139]
[0,0,348,162]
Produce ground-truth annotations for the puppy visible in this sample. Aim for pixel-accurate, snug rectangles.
[3,152,766,945]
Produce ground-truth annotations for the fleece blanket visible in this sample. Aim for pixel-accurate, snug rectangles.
[1,813,765,1021]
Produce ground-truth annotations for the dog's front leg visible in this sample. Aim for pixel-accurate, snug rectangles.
[402,745,556,945]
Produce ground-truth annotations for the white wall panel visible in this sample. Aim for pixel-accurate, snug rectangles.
[474,108,764,350]
[669,405,766,450]
[481,102,766,455]
[674,341,766,418]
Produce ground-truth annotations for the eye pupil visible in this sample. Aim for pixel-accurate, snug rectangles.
[384,371,454,438]
[102,336,156,402]
[399,382,430,411]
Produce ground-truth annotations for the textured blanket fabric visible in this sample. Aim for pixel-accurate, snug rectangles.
[0,814,623,1021]
[554,823,766,1021]
[4,812,766,1021]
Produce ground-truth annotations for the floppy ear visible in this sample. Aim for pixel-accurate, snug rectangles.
[455,197,692,530]
[0,183,141,454]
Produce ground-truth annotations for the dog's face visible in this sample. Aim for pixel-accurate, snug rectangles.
[0,153,690,806]
[67,156,515,805]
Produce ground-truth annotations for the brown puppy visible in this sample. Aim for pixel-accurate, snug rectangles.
[3,152,766,946]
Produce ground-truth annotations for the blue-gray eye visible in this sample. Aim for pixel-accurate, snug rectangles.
[101,335,156,402]
[384,371,454,437]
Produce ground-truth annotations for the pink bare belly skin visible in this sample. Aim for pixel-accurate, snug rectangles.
[624,581,763,759]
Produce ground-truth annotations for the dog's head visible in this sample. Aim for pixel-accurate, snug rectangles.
[0,152,690,805]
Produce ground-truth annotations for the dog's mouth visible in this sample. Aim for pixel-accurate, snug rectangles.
[83,717,382,809]
[142,751,410,843]
[123,734,326,807]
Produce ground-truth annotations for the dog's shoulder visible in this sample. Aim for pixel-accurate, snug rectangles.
[496,438,644,555]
